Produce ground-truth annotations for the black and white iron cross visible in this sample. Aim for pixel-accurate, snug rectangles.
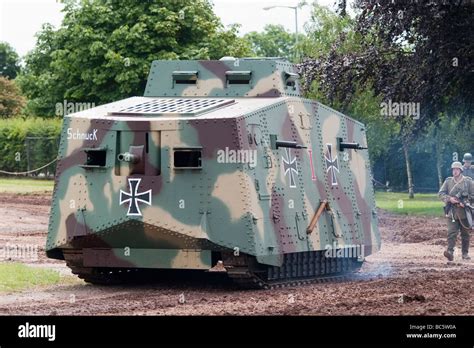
[119,178,152,216]
[325,143,339,186]
[282,148,298,188]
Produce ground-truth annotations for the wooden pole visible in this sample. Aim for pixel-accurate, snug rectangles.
[306,200,328,234]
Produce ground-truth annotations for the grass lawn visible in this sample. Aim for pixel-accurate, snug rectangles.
[375,191,443,217]
[0,178,54,193]
[0,263,62,292]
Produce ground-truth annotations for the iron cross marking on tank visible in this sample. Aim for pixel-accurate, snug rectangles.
[282,148,298,188]
[325,143,339,186]
[119,178,152,216]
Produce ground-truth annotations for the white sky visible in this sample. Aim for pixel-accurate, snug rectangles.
[0,0,341,58]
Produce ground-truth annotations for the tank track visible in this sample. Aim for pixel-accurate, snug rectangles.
[63,249,363,288]
[63,250,142,285]
[226,250,363,289]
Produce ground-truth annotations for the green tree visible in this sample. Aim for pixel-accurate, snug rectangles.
[418,114,473,188]
[18,0,252,116]
[299,5,353,59]
[0,42,21,79]
[244,24,299,61]
[0,77,26,117]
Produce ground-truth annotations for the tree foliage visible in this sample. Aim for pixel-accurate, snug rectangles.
[0,42,21,79]
[0,77,26,117]
[300,0,473,136]
[244,24,298,61]
[300,5,354,59]
[18,0,252,116]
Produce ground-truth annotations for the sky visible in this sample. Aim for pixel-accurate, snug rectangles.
[0,0,342,58]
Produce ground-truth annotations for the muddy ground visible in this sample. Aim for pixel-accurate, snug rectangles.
[0,192,472,316]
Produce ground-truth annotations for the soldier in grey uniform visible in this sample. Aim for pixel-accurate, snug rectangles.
[439,161,474,261]
[462,153,474,179]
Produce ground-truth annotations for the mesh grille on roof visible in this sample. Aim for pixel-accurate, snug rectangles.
[109,98,235,116]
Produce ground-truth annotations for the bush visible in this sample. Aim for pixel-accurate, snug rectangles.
[0,117,62,175]
[0,77,26,117]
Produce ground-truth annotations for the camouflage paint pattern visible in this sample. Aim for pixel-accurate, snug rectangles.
[46,58,380,271]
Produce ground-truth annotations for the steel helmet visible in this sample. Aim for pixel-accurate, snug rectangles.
[463,153,472,162]
[451,161,463,171]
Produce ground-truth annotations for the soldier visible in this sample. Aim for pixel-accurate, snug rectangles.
[462,153,474,179]
[439,161,474,261]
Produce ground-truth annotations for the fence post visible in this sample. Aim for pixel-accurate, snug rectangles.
[25,138,30,177]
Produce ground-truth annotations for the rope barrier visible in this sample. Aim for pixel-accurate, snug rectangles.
[372,177,439,192]
[0,158,58,175]
[372,178,388,187]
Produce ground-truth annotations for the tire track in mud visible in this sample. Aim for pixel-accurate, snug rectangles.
[3,265,473,316]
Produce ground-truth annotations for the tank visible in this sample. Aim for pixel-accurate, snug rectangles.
[46,57,380,288]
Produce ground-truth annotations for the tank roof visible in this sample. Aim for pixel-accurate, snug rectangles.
[65,96,287,121]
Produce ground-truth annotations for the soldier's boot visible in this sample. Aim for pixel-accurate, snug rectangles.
[443,250,454,261]
[462,254,471,260]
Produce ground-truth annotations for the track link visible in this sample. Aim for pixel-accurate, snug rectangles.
[227,250,363,289]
